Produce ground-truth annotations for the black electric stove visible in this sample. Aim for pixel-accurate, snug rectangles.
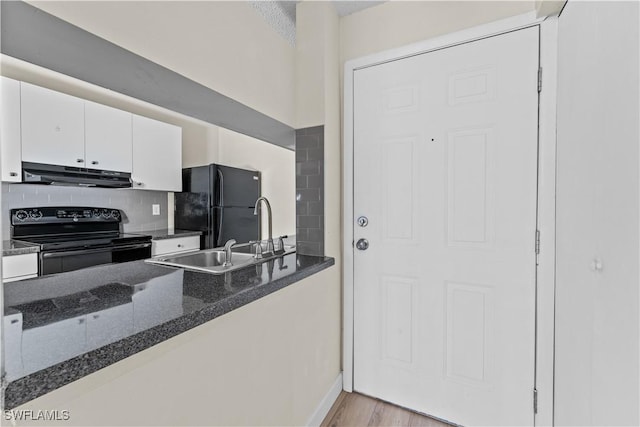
[11,207,152,275]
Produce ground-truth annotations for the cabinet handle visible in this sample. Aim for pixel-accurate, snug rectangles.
[91,160,99,165]
[78,318,85,324]
[93,314,100,319]
[76,158,84,163]
[177,244,184,248]
[9,172,17,177]
[135,182,144,186]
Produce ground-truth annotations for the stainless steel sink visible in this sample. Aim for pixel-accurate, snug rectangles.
[146,249,255,274]
[145,242,295,275]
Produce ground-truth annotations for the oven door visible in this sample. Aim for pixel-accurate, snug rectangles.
[40,242,152,275]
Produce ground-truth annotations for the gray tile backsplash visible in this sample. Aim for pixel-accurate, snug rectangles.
[2,183,168,239]
[295,126,324,256]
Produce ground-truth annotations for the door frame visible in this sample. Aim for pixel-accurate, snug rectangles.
[343,12,559,425]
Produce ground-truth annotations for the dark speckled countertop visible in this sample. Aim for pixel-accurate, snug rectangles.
[2,252,334,409]
[3,240,40,256]
[135,228,202,240]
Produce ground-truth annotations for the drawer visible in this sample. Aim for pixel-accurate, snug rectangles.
[3,252,38,282]
[152,235,200,256]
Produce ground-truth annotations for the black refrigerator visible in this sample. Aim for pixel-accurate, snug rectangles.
[175,164,261,249]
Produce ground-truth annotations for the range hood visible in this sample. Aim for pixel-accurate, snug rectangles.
[22,162,132,189]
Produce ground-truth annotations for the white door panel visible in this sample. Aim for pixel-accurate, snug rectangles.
[354,27,539,426]
[21,82,85,167]
[85,101,133,172]
[132,114,182,192]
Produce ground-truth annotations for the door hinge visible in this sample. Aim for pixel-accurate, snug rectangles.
[537,68,543,93]
[535,230,541,255]
[533,388,538,414]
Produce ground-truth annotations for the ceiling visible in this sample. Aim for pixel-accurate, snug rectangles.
[250,1,386,46]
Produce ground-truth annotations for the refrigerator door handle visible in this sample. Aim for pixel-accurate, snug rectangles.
[217,169,225,247]
[217,169,224,207]
[217,208,225,247]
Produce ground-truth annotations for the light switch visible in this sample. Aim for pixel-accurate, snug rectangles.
[152,204,160,216]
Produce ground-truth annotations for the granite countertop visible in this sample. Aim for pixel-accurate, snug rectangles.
[135,229,202,240]
[2,252,334,409]
[3,240,40,256]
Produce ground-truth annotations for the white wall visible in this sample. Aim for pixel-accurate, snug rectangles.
[295,1,341,263]
[340,1,537,63]
[26,0,296,127]
[555,1,639,425]
[12,267,341,427]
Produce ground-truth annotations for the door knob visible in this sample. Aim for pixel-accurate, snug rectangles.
[356,238,369,251]
[357,216,369,227]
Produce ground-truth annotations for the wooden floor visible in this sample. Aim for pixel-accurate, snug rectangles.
[321,392,452,427]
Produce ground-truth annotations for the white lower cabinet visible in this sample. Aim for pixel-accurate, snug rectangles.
[2,253,38,282]
[21,315,87,376]
[132,114,182,192]
[132,269,184,332]
[151,235,200,257]
[3,312,24,380]
[86,303,134,349]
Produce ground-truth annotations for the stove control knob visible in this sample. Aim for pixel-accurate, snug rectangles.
[15,210,28,221]
[92,209,101,218]
[110,210,120,220]
[29,210,43,220]
[101,209,110,218]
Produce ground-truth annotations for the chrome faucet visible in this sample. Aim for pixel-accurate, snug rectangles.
[253,197,274,255]
[223,239,236,267]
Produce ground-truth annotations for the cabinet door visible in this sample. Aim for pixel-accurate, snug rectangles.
[21,315,87,376]
[132,269,184,332]
[132,114,182,191]
[151,235,200,256]
[1,77,22,181]
[85,101,133,172]
[2,253,38,282]
[86,303,133,349]
[21,82,85,167]
[3,312,24,381]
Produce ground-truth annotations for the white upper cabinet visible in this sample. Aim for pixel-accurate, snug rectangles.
[85,101,133,173]
[132,114,182,192]
[12,80,181,191]
[21,82,85,168]
[1,77,22,182]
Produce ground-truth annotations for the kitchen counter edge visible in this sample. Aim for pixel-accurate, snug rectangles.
[134,229,203,240]
[2,254,334,409]
[2,240,40,256]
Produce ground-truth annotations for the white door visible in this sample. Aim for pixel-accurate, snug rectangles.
[21,82,85,167]
[353,28,539,426]
[85,101,133,172]
[132,114,182,191]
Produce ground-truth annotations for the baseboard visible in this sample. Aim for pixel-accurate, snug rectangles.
[306,372,344,427]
